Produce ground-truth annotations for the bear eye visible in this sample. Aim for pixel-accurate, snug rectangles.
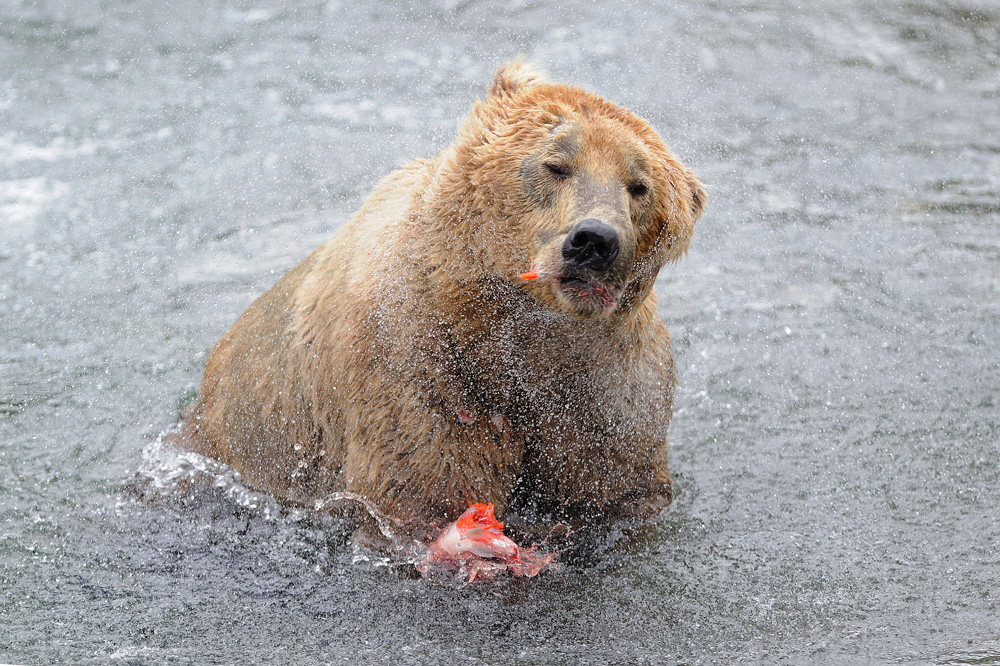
[627,181,649,198]
[544,162,572,181]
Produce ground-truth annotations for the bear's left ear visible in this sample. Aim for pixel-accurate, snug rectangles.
[654,165,706,263]
[488,60,545,98]
[686,172,707,221]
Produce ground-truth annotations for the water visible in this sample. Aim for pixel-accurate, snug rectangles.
[2,0,998,663]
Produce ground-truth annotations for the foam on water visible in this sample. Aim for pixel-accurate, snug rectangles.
[0,177,67,229]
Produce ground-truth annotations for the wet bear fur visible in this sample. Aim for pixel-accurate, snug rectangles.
[178,62,706,543]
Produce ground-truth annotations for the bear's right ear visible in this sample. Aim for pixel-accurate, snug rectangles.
[489,60,545,98]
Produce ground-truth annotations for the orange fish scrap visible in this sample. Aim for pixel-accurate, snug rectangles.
[316,493,557,583]
[519,257,539,280]
[417,503,557,583]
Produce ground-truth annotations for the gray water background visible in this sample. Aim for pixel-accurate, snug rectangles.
[2,0,999,663]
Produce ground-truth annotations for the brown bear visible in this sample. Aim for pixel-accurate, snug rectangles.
[177,62,706,545]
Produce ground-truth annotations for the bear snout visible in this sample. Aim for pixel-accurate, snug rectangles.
[561,218,620,273]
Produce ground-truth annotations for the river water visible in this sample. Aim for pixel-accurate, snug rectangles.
[2,1,998,664]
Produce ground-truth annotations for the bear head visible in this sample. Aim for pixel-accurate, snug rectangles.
[432,61,706,320]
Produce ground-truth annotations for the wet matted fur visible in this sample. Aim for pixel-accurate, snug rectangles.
[177,62,706,541]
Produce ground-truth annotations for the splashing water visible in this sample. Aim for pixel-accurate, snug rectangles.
[130,430,286,520]
[133,433,556,584]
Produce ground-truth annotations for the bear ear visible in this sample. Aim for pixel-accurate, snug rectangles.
[488,60,545,98]
[687,172,707,221]
[653,165,706,263]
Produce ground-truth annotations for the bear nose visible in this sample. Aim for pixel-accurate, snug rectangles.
[561,219,620,273]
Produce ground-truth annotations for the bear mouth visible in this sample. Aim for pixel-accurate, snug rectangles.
[557,276,617,311]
